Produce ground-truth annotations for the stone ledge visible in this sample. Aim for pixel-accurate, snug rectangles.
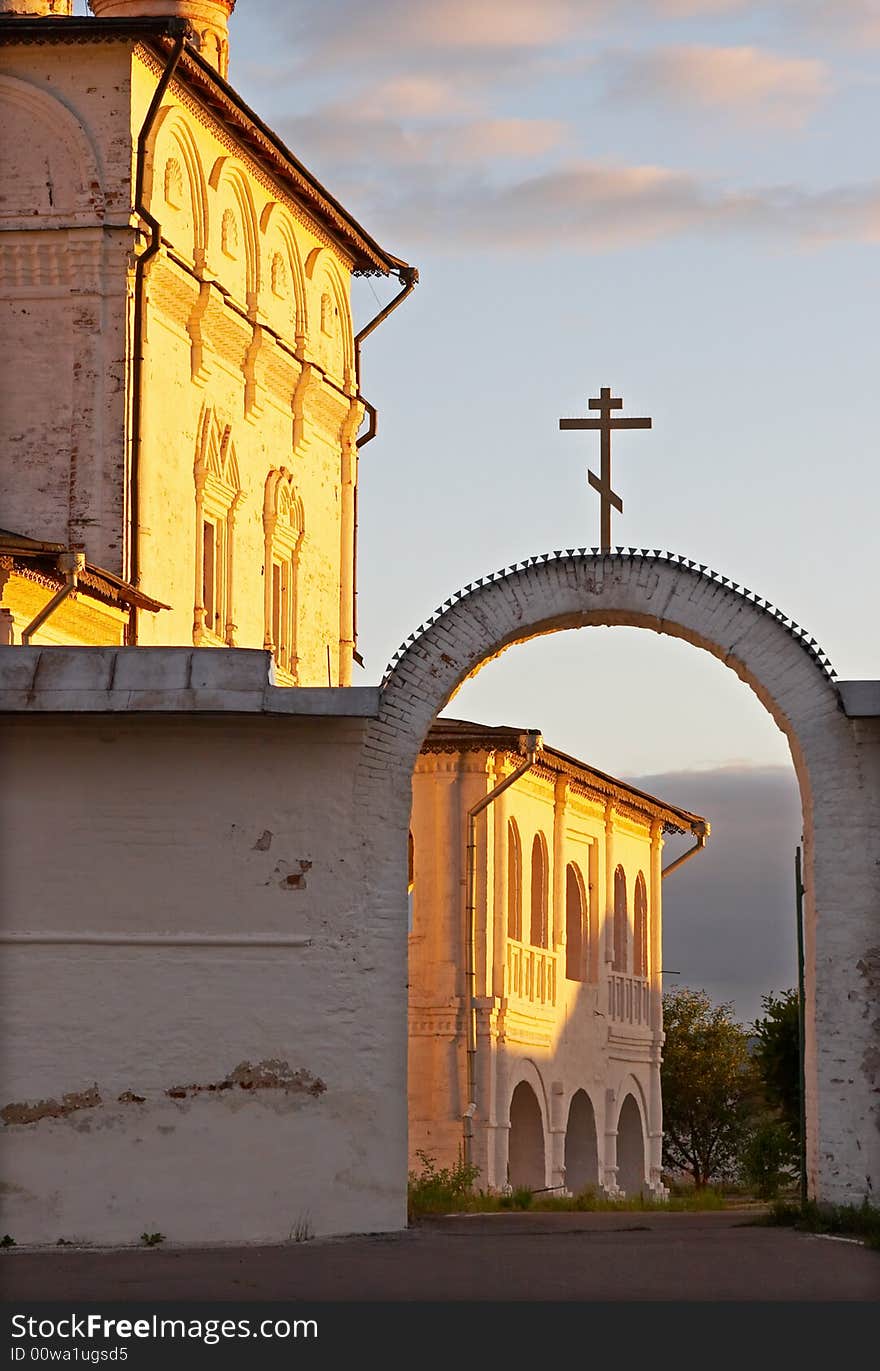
[837,681,880,718]
[0,647,380,717]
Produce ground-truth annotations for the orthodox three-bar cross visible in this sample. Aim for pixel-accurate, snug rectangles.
[559,387,652,552]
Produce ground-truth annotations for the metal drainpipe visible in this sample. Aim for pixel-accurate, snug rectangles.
[129,29,187,622]
[463,731,542,1168]
[661,822,710,879]
[348,266,418,658]
[22,552,86,645]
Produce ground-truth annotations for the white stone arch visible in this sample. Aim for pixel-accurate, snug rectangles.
[0,75,104,226]
[259,201,308,346]
[506,1057,550,1190]
[208,156,260,306]
[613,1073,650,1197]
[359,550,880,1207]
[506,1055,551,1132]
[146,106,209,266]
[305,245,354,387]
[563,1085,601,1194]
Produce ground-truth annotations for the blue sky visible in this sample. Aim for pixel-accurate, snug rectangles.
[78,1,879,1012]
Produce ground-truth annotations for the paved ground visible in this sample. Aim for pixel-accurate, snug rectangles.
[2,1211,878,1302]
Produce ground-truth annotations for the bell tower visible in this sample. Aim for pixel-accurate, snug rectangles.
[88,1,236,78]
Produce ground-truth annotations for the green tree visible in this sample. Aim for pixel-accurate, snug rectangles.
[661,987,755,1188]
[751,989,800,1136]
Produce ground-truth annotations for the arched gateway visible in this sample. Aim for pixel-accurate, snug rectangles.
[358,550,879,1206]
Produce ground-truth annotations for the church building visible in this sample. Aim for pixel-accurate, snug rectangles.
[0,0,415,686]
[410,720,707,1198]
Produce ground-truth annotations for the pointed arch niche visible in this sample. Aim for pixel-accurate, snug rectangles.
[530,833,549,949]
[193,410,243,646]
[263,469,304,682]
[633,871,649,979]
[506,818,522,940]
[612,865,628,973]
[565,862,588,982]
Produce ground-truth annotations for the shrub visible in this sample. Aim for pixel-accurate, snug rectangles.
[740,1117,798,1200]
[407,1149,480,1218]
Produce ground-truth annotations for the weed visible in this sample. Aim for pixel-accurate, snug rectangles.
[407,1149,481,1218]
[762,1198,880,1249]
[290,1214,314,1243]
[499,1187,533,1210]
[140,1231,165,1247]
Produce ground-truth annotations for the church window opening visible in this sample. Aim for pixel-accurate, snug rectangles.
[263,472,304,682]
[320,291,334,335]
[202,517,220,634]
[407,830,415,934]
[633,871,648,978]
[194,416,241,647]
[565,862,587,981]
[530,833,549,949]
[507,819,522,940]
[613,865,628,972]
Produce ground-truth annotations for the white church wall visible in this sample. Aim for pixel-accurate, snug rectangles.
[0,42,136,572]
[0,649,405,1246]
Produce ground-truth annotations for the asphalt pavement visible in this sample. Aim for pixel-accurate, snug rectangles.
[2,1210,878,1302]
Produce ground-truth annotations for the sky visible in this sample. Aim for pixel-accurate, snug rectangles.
[79,1,878,1015]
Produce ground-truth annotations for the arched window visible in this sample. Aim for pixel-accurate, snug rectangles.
[407,830,415,935]
[613,865,628,972]
[530,833,549,949]
[633,871,648,978]
[507,820,522,940]
[263,470,304,681]
[194,412,242,647]
[565,863,587,981]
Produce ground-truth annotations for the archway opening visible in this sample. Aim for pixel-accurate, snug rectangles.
[508,1082,546,1190]
[564,1090,599,1194]
[383,552,869,1206]
[617,1093,646,1197]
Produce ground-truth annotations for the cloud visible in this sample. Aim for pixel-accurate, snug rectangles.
[356,76,478,120]
[372,159,880,252]
[798,0,880,46]
[281,103,567,171]
[605,45,830,127]
[629,766,801,1023]
[288,0,594,63]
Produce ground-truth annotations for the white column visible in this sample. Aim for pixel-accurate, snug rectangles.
[549,1079,566,1190]
[647,820,666,1193]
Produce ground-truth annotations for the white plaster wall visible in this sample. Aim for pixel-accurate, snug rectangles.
[0,709,407,1245]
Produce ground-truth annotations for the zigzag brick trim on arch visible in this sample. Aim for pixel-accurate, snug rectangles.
[355,549,880,1212]
[382,550,836,687]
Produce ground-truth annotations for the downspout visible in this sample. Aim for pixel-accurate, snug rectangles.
[129,28,187,624]
[347,265,418,662]
[661,821,710,879]
[463,730,542,1168]
[22,552,85,645]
